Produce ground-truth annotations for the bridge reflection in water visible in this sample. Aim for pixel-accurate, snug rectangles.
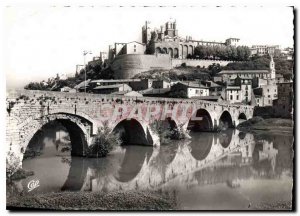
[10,127,292,204]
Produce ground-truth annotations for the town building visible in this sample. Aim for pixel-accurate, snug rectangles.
[280,47,294,60]
[112,90,143,97]
[129,79,156,91]
[170,82,209,98]
[60,86,76,93]
[109,41,146,59]
[92,84,132,94]
[250,45,280,56]
[273,82,293,118]
[89,79,141,88]
[224,76,253,105]
[252,55,278,107]
[152,79,171,89]
[218,70,269,83]
[225,86,242,104]
[253,84,277,106]
[139,88,171,97]
[201,81,224,96]
[74,79,91,92]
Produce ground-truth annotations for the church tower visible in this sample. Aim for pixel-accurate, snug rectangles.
[269,54,276,79]
[142,21,152,44]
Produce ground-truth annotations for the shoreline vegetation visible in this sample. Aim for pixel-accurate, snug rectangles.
[237,117,293,134]
[7,190,177,211]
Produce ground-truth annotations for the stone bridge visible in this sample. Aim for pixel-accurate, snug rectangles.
[6,90,254,173]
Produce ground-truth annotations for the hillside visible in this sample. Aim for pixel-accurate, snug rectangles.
[133,66,213,81]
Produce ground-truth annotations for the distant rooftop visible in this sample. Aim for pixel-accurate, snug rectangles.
[219,70,269,74]
[90,79,141,83]
[178,81,209,89]
[226,86,241,90]
[191,96,220,101]
[139,88,170,95]
[93,84,130,90]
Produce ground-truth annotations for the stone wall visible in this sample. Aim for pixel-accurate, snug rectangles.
[111,54,172,79]
[111,54,237,79]
[171,58,235,68]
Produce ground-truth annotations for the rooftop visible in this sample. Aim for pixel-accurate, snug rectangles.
[112,90,143,97]
[93,84,130,90]
[191,96,220,101]
[90,79,141,83]
[139,88,170,95]
[226,86,241,90]
[177,81,209,89]
[74,79,91,89]
[219,70,269,74]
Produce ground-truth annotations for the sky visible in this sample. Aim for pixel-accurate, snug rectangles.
[3,6,294,89]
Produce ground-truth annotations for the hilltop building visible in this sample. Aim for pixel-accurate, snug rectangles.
[142,20,240,59]
[250,45,280,56]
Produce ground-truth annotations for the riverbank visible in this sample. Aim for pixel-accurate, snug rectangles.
[7,190,177,211]
[237,117,293,134]
[252,201,292,210]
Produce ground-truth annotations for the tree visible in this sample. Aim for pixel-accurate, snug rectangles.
[208,63,221,77]
[194,45,207,59]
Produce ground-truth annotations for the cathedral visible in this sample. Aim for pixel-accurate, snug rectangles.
[142,20,240,59]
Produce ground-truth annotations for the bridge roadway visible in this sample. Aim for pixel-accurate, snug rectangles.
[6,90,254,174]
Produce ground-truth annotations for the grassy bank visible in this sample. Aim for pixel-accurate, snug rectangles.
[237,117,293,134]
[252,201,292,210]
[7,190,177,211]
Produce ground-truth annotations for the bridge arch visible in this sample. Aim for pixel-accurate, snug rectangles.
[21,113,93,159]
[219,110,234,129]
[238,113,247,120]
[162,47,168,54]
[188,109,213,132]
[174,48,179,58]
[155,47,162,54]
[112,118,153,145]
[188,45,193,56]
[168,48,173,58]
[183,45,188,59]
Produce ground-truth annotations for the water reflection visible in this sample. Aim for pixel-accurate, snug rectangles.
[189,132,213,161]
[9,128,293,209]
[115,145,154,182]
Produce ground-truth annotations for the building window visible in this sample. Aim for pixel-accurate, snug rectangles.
[236,95,239,100]
[267,89,270,92]
[230,95,233,100]
[134,45,136,48]
[196,90,199,94]
[134,49,136,52]
[268,95,270,98]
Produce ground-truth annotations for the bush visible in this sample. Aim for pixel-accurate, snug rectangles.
[150,120,173,145]
[87,125,121,158]
[150,121,190,144]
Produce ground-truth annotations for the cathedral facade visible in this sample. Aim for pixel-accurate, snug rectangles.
[142,20,240,59]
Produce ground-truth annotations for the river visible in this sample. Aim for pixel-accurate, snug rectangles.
[7,126,293,210]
